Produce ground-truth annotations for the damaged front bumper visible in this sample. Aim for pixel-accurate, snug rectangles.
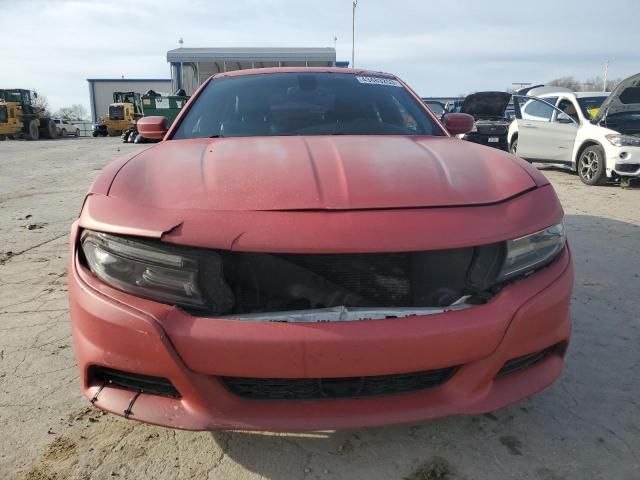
[69,229,572,431]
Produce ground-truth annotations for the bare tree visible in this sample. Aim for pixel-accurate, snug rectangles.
[32,93,51,117]
[548,76,582,91]
[55,104,88,121]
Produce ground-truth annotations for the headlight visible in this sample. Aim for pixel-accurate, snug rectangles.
[80,231,232,312]
[606,134,640,147]
[497,223,566,282]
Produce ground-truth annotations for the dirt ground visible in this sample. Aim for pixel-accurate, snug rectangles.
[1,137,638,480]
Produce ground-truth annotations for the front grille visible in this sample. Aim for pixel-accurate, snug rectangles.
[90,366,180,398]
[279,252,412,306]
[221,367,457,400]
[497,343,566,377]
[108,105,125,121]
[220,245,504,315]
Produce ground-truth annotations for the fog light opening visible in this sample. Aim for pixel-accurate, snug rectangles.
[497,342,567,377]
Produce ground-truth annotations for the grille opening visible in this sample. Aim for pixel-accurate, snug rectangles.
[220,367,457,400]
[497,343,566,377]
[90,366,181,398]
[216,244,504,315]
[108,105,125,121]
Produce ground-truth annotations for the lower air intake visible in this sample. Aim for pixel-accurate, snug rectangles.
[221,367,457,400]
[497,343,566,377]
[90,366,181,398]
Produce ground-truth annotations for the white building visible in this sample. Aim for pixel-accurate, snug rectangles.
[87,78,172,123]
[167,47,341,95]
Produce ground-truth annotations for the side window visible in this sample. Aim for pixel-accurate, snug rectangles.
[557,99,579,122]
[523,99,555,122]
[515,96,556,122]
[542,96,558,107]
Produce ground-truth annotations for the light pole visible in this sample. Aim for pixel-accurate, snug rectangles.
[352,0,358,68]
[603,60,609,92]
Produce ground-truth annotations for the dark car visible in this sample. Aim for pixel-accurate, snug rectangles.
[459,92,512,151]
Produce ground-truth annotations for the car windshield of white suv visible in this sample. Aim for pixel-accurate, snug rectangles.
[578,96,606,120]
[172,73,445,139]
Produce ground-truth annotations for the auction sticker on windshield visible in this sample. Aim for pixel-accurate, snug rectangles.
[356,76,402,87]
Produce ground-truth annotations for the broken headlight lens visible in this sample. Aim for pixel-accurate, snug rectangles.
[497,223,566,282]
[80,230,206,308]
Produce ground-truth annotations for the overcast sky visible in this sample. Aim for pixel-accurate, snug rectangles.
[1,0,638,113]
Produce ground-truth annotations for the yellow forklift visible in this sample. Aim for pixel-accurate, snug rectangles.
[0,89,57,140]
[100,92,143,136]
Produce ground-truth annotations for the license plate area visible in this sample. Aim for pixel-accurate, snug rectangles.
[488,137,499,143]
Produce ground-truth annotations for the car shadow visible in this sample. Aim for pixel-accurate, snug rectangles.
[207,214,640,480]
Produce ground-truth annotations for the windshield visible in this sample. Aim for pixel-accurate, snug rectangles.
[577,96,606,120]
[172,73,445,139]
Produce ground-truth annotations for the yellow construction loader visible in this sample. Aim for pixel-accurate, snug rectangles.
[101,92,143,136]
[0,100,23,140]
[0,89,57,140]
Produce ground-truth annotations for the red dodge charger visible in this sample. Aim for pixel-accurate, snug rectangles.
[69,68,573,431]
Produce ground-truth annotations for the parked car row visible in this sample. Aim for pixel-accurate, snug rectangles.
[422,72,640,187]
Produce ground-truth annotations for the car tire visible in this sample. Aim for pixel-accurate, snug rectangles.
[509,137,518,155]
[578,145,607,186]
[0,135,6,141]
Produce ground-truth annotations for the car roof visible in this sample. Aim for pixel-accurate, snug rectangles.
[539,91,609,99]
[213,66,398,80]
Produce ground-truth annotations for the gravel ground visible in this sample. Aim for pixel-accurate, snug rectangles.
[0,137,638,480]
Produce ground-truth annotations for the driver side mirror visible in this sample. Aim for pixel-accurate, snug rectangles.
[137,116,168,139]
[442,113,475,136]
[556,112,575,124]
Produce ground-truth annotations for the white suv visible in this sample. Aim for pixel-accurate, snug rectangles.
[508,73,640,187]
[53,118,80,137]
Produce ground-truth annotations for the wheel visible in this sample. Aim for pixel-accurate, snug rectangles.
[121,131,130,143]
[133,134,142,144]
[509,137,518,155]
[75,129,80,137]
[27,119,39,140]
[42,119,58,139]
[0,135,6,141]
[61,128,66,137]
[578,145,607,186]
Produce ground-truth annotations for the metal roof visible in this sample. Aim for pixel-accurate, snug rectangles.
[87,78,171,83]
[167,47,336,63]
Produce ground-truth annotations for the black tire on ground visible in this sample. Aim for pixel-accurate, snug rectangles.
[27,119,40,140]
[577,145,607,186]
[0,135,6,141]
[121,131,130,143]
[509,137,518,155]
[42,119,58,139]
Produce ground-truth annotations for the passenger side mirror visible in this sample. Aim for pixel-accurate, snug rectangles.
[137,116,168,139]
[442,113,475,136]
[556,112,575,124]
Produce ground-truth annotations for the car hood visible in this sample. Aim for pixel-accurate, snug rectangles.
[592,72,640,123]
[108,136,537,211]
[461,92,511,119]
